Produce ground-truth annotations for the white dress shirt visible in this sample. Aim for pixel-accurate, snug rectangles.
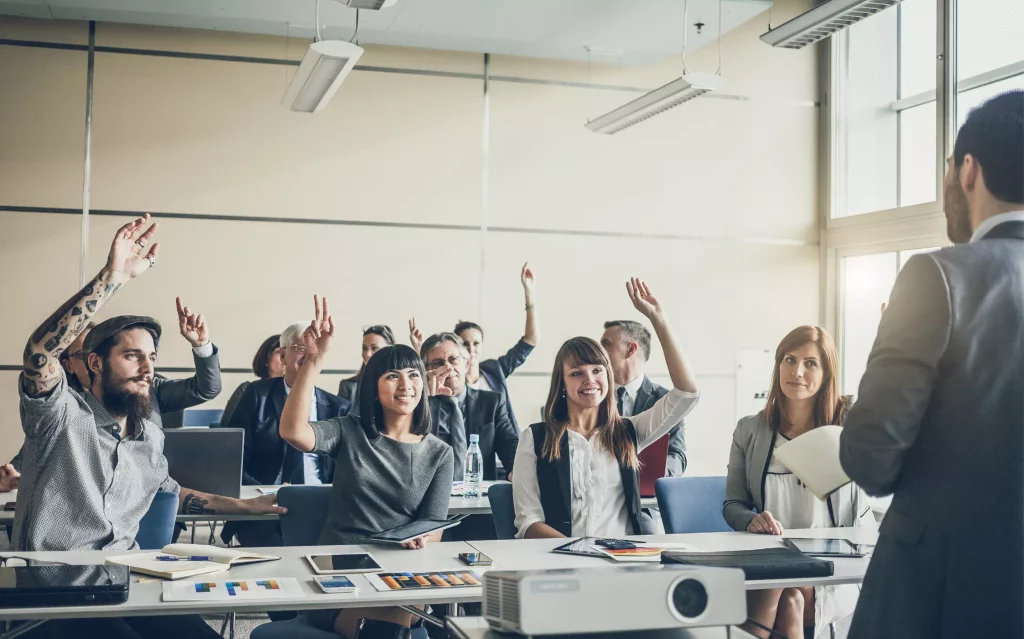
[512,388,699,539]
[191,342,214,358]
[469,376,493,392]
[970,210,1024,242]
[618,374,645,418]
[283,379,322,485]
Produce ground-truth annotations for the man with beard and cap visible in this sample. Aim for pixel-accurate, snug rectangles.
[840,90,1024,638]
[16,214,285,639]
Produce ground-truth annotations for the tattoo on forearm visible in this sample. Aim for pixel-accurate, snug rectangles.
[22,269,125,397]
[181,494,216,515]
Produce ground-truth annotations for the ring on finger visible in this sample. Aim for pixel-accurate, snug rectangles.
[147,256,156,268]
[135,239,146,248]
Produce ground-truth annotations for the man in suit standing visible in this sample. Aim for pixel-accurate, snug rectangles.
[225,321,351,546]
[601,320,687,475]
[840,91,1024,638]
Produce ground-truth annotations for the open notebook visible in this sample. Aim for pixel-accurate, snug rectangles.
[106,544,279,580]
[773,425,851,500]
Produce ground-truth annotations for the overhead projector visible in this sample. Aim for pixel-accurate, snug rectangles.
[482,565,747,636]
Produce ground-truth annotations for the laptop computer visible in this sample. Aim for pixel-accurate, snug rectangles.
[638,434,669,498]
[0,565,130,607]
[163,428,244,498]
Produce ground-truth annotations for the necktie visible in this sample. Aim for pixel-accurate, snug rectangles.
[448,400,468,481]
[616,386,627,417]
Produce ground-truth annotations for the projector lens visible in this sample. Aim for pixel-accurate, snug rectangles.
[671,578,709,619]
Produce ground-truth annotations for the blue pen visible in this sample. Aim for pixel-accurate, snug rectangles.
[156,555,211,561]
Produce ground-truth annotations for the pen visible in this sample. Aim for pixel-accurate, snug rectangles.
[156,555,211,561]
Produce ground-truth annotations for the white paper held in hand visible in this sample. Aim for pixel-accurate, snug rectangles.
[773,425,851,500]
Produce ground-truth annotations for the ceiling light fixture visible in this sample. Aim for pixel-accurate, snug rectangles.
[586,0,724,134]
[282,0,364,113]
[760,0,902,50]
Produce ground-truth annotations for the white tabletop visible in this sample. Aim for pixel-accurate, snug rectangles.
[468,527,877,591]
[447,617,759,639]
[0,528,875,621]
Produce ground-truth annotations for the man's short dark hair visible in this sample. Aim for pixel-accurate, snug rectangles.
[953,90,1024,204]
[603,320,652,361]
[358,345,431,438]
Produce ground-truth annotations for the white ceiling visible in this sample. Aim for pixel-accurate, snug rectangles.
[0,0,771,65]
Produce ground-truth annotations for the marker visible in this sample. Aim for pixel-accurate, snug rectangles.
[157,555,211,562]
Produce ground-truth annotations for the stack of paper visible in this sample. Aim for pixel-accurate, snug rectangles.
[773,425,851,500]
[107,544,279,580]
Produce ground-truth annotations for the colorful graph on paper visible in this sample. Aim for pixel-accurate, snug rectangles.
[369,571,482,592]
[194,580,281,596]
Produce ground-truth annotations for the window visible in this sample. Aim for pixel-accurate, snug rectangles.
[833,0,937,218]
[955,0,1024,128]
[840,247,942,396]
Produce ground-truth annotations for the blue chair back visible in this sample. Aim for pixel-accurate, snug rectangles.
[182,408,225,427]
[136,491,179,550]
[487,482,516,540]
[655,476,733,534]
[277,485,332,546]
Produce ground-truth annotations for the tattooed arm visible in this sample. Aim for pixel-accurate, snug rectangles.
[179,489,286,516]
[22,215,160,398]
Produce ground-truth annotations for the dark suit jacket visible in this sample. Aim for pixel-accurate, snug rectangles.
[840,221,1024,638]
[150,346,224,428]
[478,339,534,432]
[632,376,687,476]
[226,377,351,486]
[430,387,519,481]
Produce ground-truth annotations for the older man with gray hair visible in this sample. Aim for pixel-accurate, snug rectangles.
[224,321,351,547]
[421,332,519,483]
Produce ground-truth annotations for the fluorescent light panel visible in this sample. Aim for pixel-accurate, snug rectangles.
[760,0,902,50]
[282,40,364,113]
[585,73,724,135]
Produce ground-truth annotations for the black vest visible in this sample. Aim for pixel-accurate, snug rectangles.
[529,420,652,537]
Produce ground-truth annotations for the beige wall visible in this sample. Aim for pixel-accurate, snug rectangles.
[0,2,821,475]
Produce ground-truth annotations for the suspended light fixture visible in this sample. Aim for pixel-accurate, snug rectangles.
[282,1,365,113]
[586,0,724,134]
[760,0,902,50]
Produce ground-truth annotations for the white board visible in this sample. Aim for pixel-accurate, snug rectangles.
[736,347,774,423]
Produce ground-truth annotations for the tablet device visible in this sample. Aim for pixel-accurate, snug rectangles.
[783,538,864,557]
[551,538,613,559]
[305,553,383,575]
[363,514,469,545]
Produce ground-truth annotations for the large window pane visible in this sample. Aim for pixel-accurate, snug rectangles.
[956,0,1024,82]
[841,253,898,395]
[834,0,936,218]
[900,102,937,207]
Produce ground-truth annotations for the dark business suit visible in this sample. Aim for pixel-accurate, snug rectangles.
[840,221,1024,638]
[430,387,519,481]
[629,376,687,476]
[223,377,350,547]
[477,339,534,431]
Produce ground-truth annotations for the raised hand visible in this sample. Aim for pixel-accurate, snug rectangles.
[176,297,209,347]
[409,317,424,353]
[302,295,335,359]
[107,214,159,279]
[426,363,455,397]
[521,262,535,294]
[627,277,662,320]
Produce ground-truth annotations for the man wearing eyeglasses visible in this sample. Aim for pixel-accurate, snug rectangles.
[224,321,352,546]
[421,333,519,484]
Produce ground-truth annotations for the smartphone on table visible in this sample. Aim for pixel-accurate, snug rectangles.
[458,552,492,566]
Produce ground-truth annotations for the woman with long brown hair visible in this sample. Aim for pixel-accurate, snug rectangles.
[512,278,699,539]
[724,326,875,639]
[337,325,396,405]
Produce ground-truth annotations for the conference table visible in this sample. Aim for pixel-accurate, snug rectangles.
[0,527,877,629]
[0,486,659,524]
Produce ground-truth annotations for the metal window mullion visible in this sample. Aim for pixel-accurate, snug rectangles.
[895,3,903,208]
[936,0,956,206]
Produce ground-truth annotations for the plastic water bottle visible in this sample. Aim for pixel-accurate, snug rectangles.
[465,434,483,498]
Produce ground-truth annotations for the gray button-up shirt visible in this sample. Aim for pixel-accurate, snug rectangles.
[14,371,180,552]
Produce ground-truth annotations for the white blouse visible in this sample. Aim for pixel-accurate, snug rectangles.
[764,437,832,529]
[513,388,699,539]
